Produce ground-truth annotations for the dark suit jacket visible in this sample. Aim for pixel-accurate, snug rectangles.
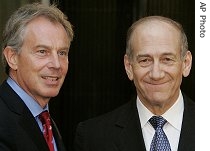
[74,94,195,151]
[0,80,66,151]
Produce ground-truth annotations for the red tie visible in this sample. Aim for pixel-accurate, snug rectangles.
[39,111,54,151]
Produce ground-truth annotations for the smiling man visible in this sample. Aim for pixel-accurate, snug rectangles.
[0,3,73,151]
[74,16,194,151]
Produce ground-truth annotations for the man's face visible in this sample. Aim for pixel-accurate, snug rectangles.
[13,17,70,106]
[124,21,192,111]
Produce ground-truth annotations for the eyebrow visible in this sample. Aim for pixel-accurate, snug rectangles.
[34,45,70,51]
[136,54,151,60]
[136,52,176,59]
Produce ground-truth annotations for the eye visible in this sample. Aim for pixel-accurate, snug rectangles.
[39,50,46,53]
[137,57,152,67]
[163,57,172,61]
[36,49,47,56]
[162,57,175,64]
[58,50,68,56]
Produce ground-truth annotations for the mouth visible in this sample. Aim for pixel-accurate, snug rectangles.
[148,82,167,85]
[42,76,59,81]
[145,79,170,85]
[144,81,170,88]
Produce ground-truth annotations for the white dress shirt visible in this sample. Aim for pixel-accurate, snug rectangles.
[136,91,184,151]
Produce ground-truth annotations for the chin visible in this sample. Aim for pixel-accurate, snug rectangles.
[43,90,60,98]
[148,93,169,102]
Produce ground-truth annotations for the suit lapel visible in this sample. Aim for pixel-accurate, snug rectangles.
[51,119,66,151]
[0,81,49,151]
[178,94,195,151]
[114,99,146,151]
[112,94,195,151]
[19,107,49,151]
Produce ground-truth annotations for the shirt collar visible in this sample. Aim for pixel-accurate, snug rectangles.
[137,91,184,131]
[7,77,48,117]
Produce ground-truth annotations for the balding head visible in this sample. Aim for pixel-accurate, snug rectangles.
[126,16,188,60]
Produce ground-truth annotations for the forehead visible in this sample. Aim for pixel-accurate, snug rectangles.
[23,17,70,46]
[130,20,181,56]
[24,16,65,35]
[133,20,180,39]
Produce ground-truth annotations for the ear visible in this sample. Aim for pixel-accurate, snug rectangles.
[182,51,192,77]
[124,54,134,80]
[3,46,18,71]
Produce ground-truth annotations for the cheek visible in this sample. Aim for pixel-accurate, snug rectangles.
[61,60,69,73]
[133,67,148,78]
[132,69,146,84]
[17,56,34,71]
[172,66,183,78]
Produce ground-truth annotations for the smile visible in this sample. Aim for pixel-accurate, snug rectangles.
[42,76,59,81]
[146,81,168,85]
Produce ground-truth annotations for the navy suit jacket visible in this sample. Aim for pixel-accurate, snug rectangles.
[74,94,194,151]
[0,80,66,151]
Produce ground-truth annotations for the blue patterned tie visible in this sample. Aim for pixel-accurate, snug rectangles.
[149,116,171,151]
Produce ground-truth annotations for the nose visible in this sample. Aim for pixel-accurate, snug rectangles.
[48,52,61,69]
[149,61,164,80]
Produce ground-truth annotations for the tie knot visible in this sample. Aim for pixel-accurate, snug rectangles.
[149,116,167,130]
[39,111,51,124]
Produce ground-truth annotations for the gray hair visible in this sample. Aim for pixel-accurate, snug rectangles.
[126,16,188,60]
[1,3,74,75]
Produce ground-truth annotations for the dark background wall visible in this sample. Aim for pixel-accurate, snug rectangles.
[48,0,195,150]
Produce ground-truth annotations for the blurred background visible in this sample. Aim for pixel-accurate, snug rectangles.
[0,0,194,150]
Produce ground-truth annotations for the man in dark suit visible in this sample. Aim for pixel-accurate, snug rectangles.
[0,3,73,151]
[74,16,194,151]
